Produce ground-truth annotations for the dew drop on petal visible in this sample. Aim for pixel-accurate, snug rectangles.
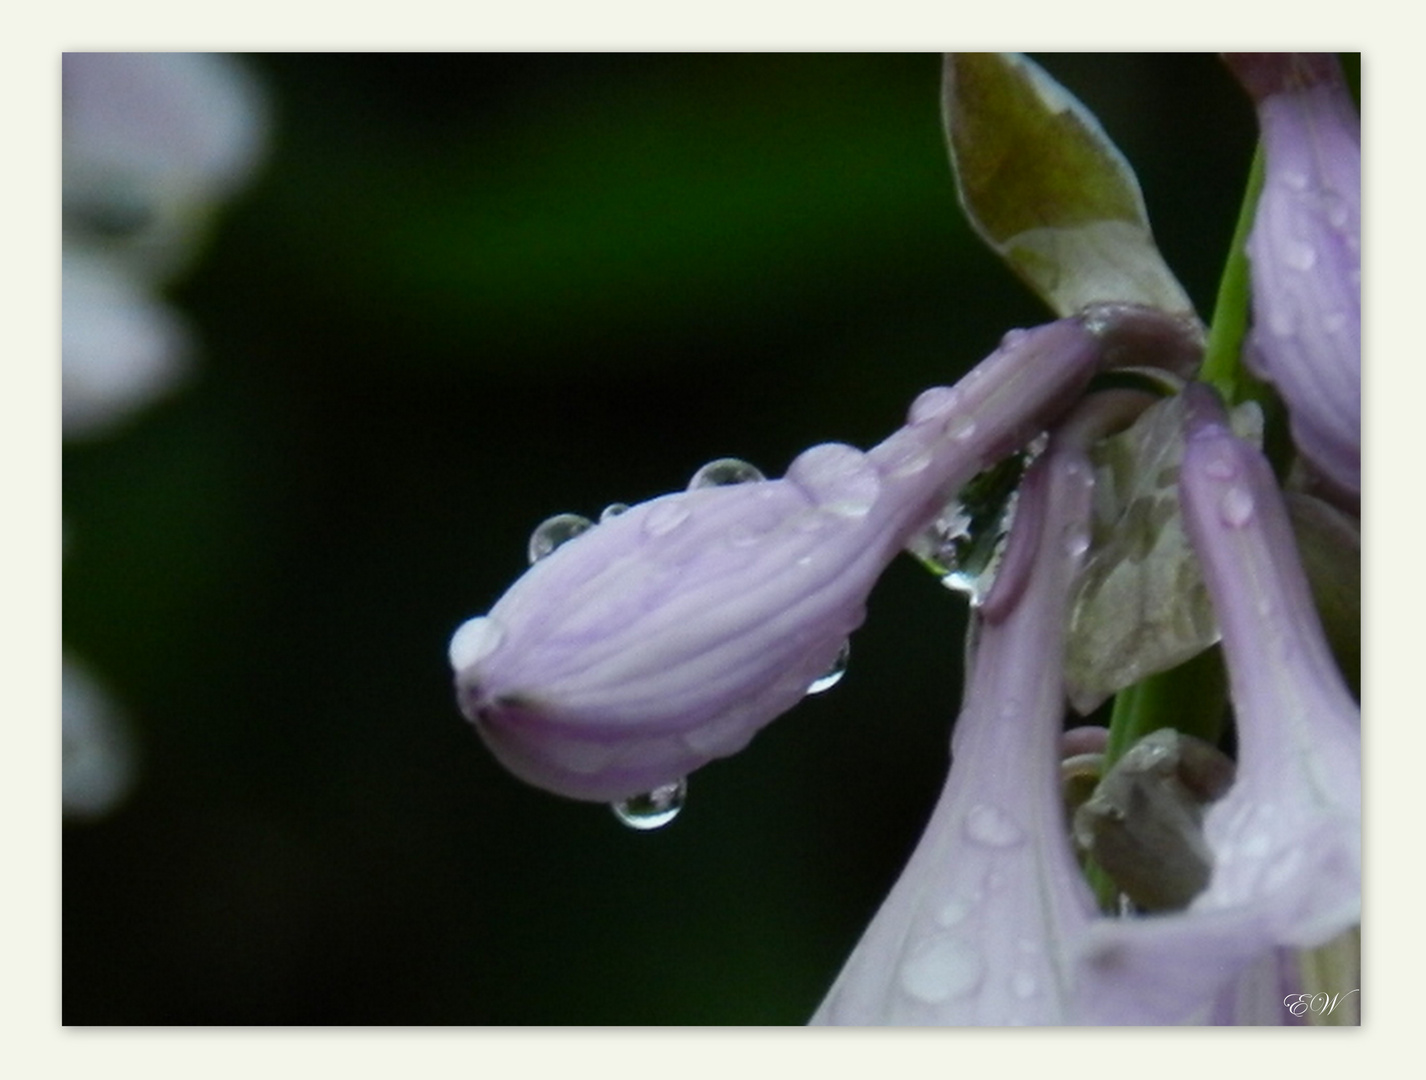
[786,443,880,519]
[611,778,687,830]
[1012,971,1039,1000]
[447,615,505,671]
[1203,453,1237,481]
[964,803,1025,848]
[936,895,975,928]
[1282,239,1317,272]
[999,327,1028,350]
[688,457,765,489]
[806,641,850,695]
[908,385,960,425]
[599,502,631,522]
[946,414,978,442]
[1218,485,1255,528]
[528,512,594,564]
[898,933,985,1005]
[643,499,691,537]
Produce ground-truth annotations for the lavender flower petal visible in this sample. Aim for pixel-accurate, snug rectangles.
[812,400,1120,1025]
[452,318,1109,803]
[1073,384,1359,1023]
[1226,53,1360,507]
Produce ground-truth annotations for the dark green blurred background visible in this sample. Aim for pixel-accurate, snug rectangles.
[62,54,1256,1025]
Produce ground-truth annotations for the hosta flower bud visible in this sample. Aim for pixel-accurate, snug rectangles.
[1224,53,1360,508]
[451,315,1123,803]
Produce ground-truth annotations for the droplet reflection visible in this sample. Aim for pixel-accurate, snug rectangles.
[527,513,594,564]
[611,778,687,830]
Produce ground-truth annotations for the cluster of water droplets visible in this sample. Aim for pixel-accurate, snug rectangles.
[523,456,853,830]
[906,443,1039,606]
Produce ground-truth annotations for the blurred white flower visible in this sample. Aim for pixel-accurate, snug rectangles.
[62,51,269,438]
[62,53,270,818]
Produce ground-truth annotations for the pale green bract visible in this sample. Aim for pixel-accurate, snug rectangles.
[1064,394,1262,713]
[943,54,1196,320]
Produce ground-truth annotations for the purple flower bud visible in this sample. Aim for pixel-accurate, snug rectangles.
[451,317,1111,803]
[1225,53,1360,508]
[1072,384,1359,1023]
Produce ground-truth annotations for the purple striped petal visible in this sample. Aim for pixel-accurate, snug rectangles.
[451,317,1112,802]
[1226,53,1361,507]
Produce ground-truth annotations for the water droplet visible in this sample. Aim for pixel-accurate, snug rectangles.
[611,778,687,830]
[1063,527,1090,559]
[806,641,850,695]
[1282,169,1310,192]
[906,453,1027,603]
[908,385,960,425]
[447,616,504,671]
[528,513,594,564]
[936,894,976,928]
[999,327,1028,350]
[1282,239,1316,272]
[964,803,1024,848]
[643,499,691,537]
[873,432,933,478]
[946,414,978,442]
[688,457,765,489]
[1219,485,1255,528]
[599,502,631,522]
[1203,453,1237,481]
[898,933,985,1004]
[786,444,880,519]
[1323,192,1351,229]
[1012,971,1038,1000]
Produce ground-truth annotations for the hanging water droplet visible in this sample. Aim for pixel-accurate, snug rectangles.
[599,502,631,522]
[806,641,850,695]
[611,778,687,830]
[688,457,765,489]
[906,451,1029,604]
[528,513,594,564]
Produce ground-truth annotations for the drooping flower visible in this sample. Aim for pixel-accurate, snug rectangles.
[1072,384,1360,1024]
[812,392,1139,1024]
[1223,53,1361,510]
[447,54,1360,1026]
[450,316,1109,803]
[450,307,1198,805]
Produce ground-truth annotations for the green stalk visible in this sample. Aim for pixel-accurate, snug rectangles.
[1198,144,1265,406]
[1088,148,1266,910]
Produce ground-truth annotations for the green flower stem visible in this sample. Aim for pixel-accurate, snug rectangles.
[1089,146,1267,910]
[1198,143,1265,406]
